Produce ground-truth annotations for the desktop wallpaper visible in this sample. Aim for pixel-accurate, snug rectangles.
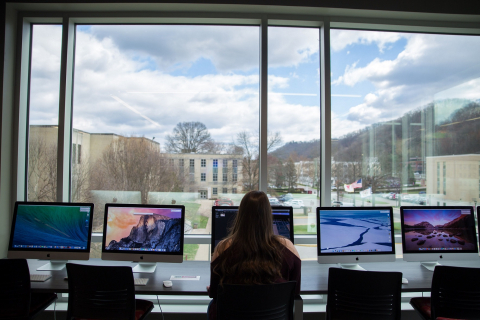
[403,209,476,252]
[319,209,393,253]
[12,205,90,249]
[105,207,182,253]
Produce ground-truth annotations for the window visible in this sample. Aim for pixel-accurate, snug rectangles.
[8,4,480,264]
[213,173,218,182]
[201,173,206,182]
[213,187,218,195]
[27,25,62,202]
[213,159,218,168]
[331,29,480,218]
[223,188,228,194]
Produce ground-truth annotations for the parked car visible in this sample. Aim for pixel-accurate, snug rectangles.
[388,193,397,200]
[269,197,280,205]
[214,198,234,206]
[283,199,304,208]
[277,193,293,203]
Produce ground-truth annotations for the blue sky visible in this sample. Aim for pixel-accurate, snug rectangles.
[28,25,480,147]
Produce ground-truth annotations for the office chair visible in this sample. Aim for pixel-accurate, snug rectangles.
[326,267,402,320]
[66,263,153,320]
[216,281,296,320]
[0,259,57,320]
[410,265,480,320]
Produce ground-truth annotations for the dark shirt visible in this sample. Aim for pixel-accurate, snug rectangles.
[208,245,301,320]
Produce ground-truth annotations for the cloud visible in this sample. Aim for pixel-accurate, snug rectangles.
[333,32,480,127]
[330,29,404,52]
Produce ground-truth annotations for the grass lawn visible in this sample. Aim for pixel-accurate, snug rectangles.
[184,202,202,224]
[183,244,199,261]
[199,215,209,229]
[294,225,317,234]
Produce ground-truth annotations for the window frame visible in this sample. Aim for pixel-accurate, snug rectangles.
[4,4,480,252]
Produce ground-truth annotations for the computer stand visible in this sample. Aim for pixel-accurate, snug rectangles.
[133,262,157,273]
[337,263,366,271]
[37,260,68,271]
[421,261,440,271]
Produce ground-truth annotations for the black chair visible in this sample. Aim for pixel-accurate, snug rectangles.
[66,263,153,320]
[0,259,57,320]
[326,267,402,320]
[216,281,296,320]
[410,265,480,320]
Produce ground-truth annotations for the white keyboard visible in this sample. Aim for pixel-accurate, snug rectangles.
[30,274,52,282]
[134,278,149,286]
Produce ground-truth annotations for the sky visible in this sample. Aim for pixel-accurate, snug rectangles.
[403,209,465,226]
[29,24,480,149]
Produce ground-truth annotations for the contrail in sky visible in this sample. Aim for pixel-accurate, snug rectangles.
[111,95,162,128]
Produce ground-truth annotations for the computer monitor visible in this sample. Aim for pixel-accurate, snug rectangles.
[101,203,185,273]
[211,206,294,254]
[8,201,94,271]
[317,207,396,270]
[401,206,479,271]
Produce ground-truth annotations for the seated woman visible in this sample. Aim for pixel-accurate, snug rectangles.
[207,190,301,320]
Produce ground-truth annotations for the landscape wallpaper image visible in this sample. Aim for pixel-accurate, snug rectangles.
[105,207,182,252]
[403,209,476,251]
[12,205,90,248]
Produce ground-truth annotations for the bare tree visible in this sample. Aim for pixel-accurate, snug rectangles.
[28,137,57,202]
[166,122,213,153]
[285,157,298,191]
[71,157,92,203]
[90,136,185,205]
[236,130,282,191]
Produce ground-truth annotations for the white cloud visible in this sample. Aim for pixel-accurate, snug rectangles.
[330,29,404,52]
[333,32,480,127]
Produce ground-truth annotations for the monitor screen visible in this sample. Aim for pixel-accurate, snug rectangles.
[401,206,478,265]
[211,206,294,253]
[316,207,396,267]
[102,203,185,266]
[8,202,94,267]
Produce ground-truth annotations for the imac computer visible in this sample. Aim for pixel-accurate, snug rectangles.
[211,206,294,254]
[102,203,185,273]
[401,206,479,271]
[317,207,396,270]
[8,201,94,271]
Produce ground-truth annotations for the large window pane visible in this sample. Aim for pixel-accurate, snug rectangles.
[71,25,260,260]
[27,25,62,202]
[330,30,480,239]
[268,27,320,242]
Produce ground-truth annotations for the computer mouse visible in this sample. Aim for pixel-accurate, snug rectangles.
[163,280,173,288]
[402,277,408,284]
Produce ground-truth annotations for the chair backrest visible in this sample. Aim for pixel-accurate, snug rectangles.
[431,265,480,319]
[0,259,31,320]
[66,263,136,320]
[326,267,402,320]
[216,281,296,320]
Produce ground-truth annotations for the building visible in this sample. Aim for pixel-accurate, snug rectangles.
[29,125,242,201]
[426,154,480,202]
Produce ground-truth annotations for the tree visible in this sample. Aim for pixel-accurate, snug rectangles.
[236,130,282,191]
[90,136,185,205]
[28,137,57,202]
[285,157,297,191]
[165,122,214,153]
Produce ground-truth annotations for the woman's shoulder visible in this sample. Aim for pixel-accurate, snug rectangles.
[212,239,232,262]
[278,237,300,260]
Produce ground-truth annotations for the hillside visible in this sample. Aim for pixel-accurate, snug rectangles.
[271,140,320,160]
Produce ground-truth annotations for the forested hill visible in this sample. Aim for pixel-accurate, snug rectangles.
[271,140,320,160]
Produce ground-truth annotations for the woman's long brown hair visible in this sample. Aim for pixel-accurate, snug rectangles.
[214,190,284,285]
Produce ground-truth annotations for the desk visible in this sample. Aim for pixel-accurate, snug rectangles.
[28,258,480,294]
